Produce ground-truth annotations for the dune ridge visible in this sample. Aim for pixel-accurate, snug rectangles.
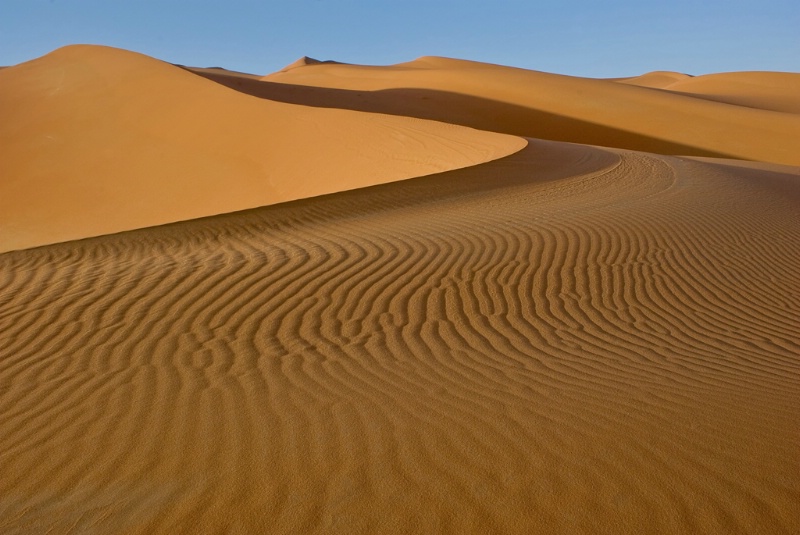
[616,70,800,113]
[612,71,692,88]
[260,56,800,165]
[0,45,524,252]
[1,138,798,534]
[660,71,800,114]
[278,56,341,72]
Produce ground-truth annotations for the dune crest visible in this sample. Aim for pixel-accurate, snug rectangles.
[0,45,524,252]
[613,70,691,88]
[278,56,342,72]
[663,71,800,113]
[262,56,800,165]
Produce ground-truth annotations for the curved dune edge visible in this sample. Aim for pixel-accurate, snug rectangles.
[0,45,525,253]
[612,70,692,88]
[661,72,800,114]
[1,139,798,534]
[260,56,800,165]
[618,70,800,113]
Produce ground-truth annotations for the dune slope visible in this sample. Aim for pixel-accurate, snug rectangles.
[661,71,800,114]
[1,139,798,534]
[257,57,800,165]
[612,70,692,89]
[0,46,524,252]
[618,70,800,113]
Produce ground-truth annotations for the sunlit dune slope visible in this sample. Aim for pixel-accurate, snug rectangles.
[660,71,800,114]
[612,70,691,88]
[1,139,798,534]
[617,70,800,113]
[0,46,524,252]
[256,56,800,165]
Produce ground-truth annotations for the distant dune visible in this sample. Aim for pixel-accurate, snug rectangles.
[258,56,800,165]
[1,46,799,534]
[616,70,800,113]
[660,71,800,113]
[611,70,692,88]
[0,45,523,252]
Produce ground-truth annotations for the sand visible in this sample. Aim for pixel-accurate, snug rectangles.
[0,46,522,252]
[657,72,800,114]
[259,56,800,165]
[1,47,799,534]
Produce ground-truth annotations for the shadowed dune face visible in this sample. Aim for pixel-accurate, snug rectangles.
[187,71,735,159]
[0,45,524,252]
[1,140,799,534]
[257,57,800,166]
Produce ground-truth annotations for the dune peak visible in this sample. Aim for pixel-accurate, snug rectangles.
[279,56,341,72]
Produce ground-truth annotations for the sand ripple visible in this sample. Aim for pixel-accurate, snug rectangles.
[1,142,798,534]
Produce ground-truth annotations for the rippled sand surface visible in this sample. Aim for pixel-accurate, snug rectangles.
[2,138,798,533]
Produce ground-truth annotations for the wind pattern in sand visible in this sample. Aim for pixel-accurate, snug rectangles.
[2,141,798,534]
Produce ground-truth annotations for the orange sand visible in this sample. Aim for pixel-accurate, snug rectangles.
[1,46,799,534]
[0,46,522,252]
[259,56,800,165]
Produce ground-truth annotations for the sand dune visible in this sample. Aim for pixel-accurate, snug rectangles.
[617,70,800,113]
[2,45,800,534]
[258,57,800,165]
[1,137,798,533]
[612,70,692,88]
[178,65,264,80]
[0,45,523,252]
[660,71,800,114]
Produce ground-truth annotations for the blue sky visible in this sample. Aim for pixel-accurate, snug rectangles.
[2,0,798,77]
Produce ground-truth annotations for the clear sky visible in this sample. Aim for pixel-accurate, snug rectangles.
[2,0,798,77]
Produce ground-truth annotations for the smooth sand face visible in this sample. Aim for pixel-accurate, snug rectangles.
[611,70,692,88]
[0,45,524,252]
[262,56,800,165]
[1,47,799,534]
[618,70,800,113]
[662,71,800,114]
